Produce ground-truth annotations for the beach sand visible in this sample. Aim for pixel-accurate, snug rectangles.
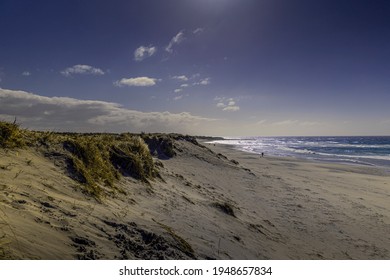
[0,138,389,259]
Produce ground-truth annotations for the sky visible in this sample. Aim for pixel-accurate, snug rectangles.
[0,0,389,136]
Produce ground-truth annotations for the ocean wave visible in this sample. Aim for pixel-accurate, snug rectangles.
[209,136,390,166]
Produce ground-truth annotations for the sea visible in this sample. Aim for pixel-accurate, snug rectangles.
[209,136,390,168]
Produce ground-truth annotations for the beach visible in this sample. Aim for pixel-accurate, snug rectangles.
[1,136,389,259]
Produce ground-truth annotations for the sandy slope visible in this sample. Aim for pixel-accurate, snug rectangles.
[1,139,389,259]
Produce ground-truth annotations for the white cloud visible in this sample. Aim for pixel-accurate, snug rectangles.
[180,84,189,88]
[193,27,204,34]
[114,77,159,87]
[215,96,240,112]
[134,45,157,61]
[200,78,211,85]
[171,75,188,81]
[222,106,240,112]
[173,95,183,101]
[61,64,105,77]
[165,30,185,53]
[22,71,31,76]
[194,77,211,86]
[0,88,216,134]
[174,88,182,93]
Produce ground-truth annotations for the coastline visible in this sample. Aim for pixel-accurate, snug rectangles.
[1,136,389,259]
[205,140,390,174]
[205,136,390,169]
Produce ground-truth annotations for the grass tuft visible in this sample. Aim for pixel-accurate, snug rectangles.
[153,219,195,258]
[110,136,155,181]
[0,121,26,148]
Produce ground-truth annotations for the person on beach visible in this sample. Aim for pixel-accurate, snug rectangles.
[261,152,264,157]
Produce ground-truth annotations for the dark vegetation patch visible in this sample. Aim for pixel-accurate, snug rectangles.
[142,134,176,159]
[103,220,196,259]
[212,202,236,217]
[70,236,102,260]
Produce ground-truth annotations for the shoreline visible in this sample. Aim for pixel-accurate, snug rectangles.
[204,135,390,170]
[204,140,390,178]
[204,140,390,173]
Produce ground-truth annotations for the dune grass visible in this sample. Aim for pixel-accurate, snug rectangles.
[0,120,158,199]
[0,121,26,148]
[152,219,195,258]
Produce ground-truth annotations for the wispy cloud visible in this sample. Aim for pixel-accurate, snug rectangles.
[273,120,299,126]
[22,71,31,76]
[222,106,240,112]
[173,95,183,101]
[171,75,189,81]
[174,88,183,93]
[180,84,189,88]
[256,120,267,125]
[0,88,216,134]
[193,77,211,86]
[114,76,159,87]
[61,64,105,77]
[165,30,185,53]
[272,120,324,126]
[134,45,157,61]
[214,97,240,112]
[193,27,204,34]
[299,121,323,126]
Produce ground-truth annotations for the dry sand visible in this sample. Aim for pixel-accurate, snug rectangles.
[1,138,389,259]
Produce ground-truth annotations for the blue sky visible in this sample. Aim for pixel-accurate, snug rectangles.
[0,0,389,136]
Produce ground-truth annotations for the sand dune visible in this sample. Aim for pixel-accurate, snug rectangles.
[1,137,389,259]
